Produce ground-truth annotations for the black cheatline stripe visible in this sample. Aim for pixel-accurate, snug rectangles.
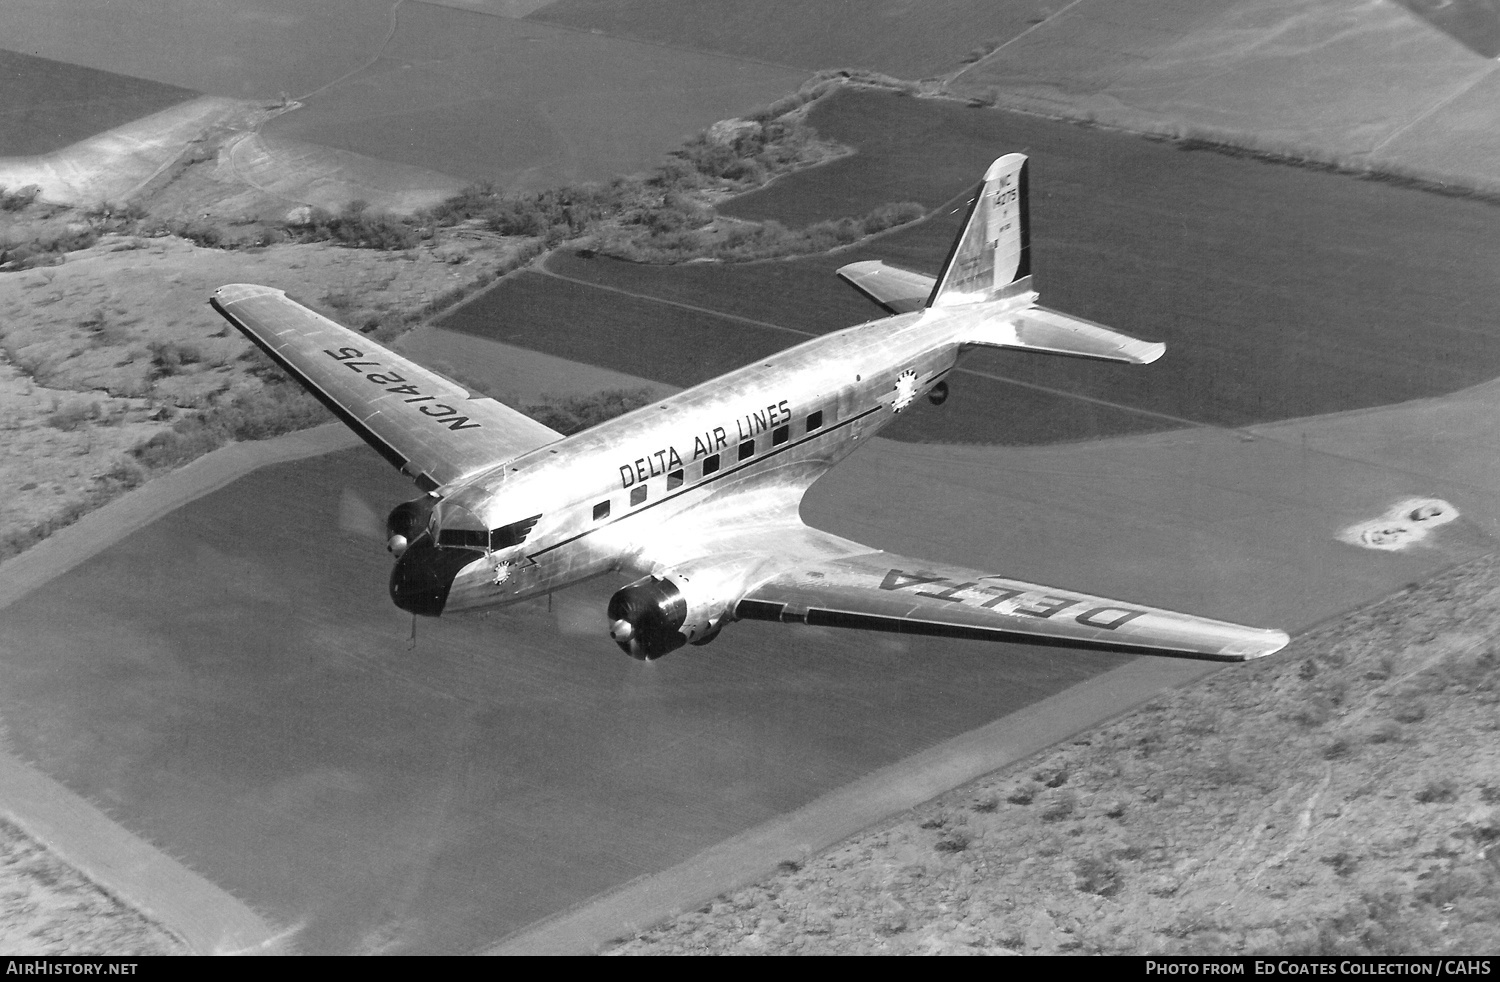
[209,297,441,490]
[735,602,1238,661]
[525,403,884,560]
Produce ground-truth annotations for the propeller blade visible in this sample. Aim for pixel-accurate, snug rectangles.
[338,487,384,540]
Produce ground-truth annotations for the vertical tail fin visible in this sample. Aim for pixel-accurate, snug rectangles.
[927,153,1031,308]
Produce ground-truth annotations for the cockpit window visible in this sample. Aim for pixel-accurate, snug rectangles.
[438,528,488,549]
[438,514,541,550]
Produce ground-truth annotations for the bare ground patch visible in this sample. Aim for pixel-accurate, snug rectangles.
[0,816,185,955]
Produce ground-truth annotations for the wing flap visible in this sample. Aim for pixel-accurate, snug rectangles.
[965,305,1165,365]
[211,284,563,490]
[737,552,1288,661]
[836,260,936,315]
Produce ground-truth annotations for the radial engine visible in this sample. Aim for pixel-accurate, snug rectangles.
[605,555,769,660]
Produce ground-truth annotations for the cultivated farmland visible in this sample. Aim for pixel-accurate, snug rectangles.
[0,50,197,158]
[260,1,810,191]
[449,87,1500,445]
[531,0,1057,79]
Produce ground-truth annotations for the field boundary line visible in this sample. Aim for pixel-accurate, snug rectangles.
[951,0,1094,84]
[535,255,1208,430]
[0,423,359,613]
[1369,67,1499,156]
[0,425,367,956]
[485,653,1215,954]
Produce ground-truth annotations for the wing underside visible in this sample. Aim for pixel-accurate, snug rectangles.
[736,548,1288,662]
[211,284,562,491]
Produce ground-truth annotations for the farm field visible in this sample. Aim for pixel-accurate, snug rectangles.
[0,0,394,99]
[530,0,1056,78]
[0,50,197,158]
[259,1,809,190]
[1394,0,1500,58]
[446,87,1500,445]
[0,445,1133,953]
[951,0,1500,193]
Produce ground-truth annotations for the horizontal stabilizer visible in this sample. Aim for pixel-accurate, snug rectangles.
[967,305,1165,365]
[837,260,936,314]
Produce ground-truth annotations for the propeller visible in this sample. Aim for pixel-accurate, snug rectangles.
[552,591,601,637]
[338,487,385,542]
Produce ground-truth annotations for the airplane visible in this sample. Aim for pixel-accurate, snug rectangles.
[210,154,1289,663]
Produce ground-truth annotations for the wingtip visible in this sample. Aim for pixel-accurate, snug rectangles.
[1135,341,1167,365]
[212,283,284,305]
[1232,628,1292,661]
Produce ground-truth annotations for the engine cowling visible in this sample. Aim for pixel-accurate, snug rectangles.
[385,495,437,558]
[608,576,690,660]
[606,558,754,660]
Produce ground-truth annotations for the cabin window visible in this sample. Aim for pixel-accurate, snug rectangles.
[739,440,755,461]
[630,486,647,506]
[593,500,610,521]
[702,453,720,476]
[667,469,683,490]
[806,410,823,431]
[772,424,789,446]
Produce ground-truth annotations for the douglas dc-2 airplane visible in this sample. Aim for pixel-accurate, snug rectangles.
[211,154,1289,662]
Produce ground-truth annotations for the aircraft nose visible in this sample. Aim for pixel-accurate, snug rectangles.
[388,533,484,617]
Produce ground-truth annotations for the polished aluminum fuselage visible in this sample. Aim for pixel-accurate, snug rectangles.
[428,300,1010,612]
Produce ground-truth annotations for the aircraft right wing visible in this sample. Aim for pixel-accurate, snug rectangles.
[211,284,564,491]
[734,543,1288,662]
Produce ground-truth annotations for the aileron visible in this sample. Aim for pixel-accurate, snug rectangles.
[211,284,562,490]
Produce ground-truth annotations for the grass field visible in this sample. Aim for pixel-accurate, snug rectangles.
[447,87,1500,445]
[261,1,809,191]
[530,0,1056,78]
[0,50,198,158]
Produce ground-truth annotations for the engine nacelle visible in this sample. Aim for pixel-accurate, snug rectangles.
[386,494,438,557]
[606,556,761,660]
[608,576,690,660]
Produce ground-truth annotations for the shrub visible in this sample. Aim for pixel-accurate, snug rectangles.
[1415,779,1458,804]
[168,220,223,248]
[1041,793,1076,822]
[1321,852,1359,878]
[522,388,655,435]
[147,340,203,375]
[130,382,328,470]
[284,202,420,250]
[0,185,41,211]
[935,828,971,853]
[1006,784,1037,805]
[46,400,101,431]
[1075,855,1124,897]
[1036,766,1069,788]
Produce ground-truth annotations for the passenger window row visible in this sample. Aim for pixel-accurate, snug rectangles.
[591,410,828,522]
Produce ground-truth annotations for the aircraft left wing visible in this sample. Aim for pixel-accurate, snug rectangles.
[211,284,563,491]
[734,547,1288,662]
